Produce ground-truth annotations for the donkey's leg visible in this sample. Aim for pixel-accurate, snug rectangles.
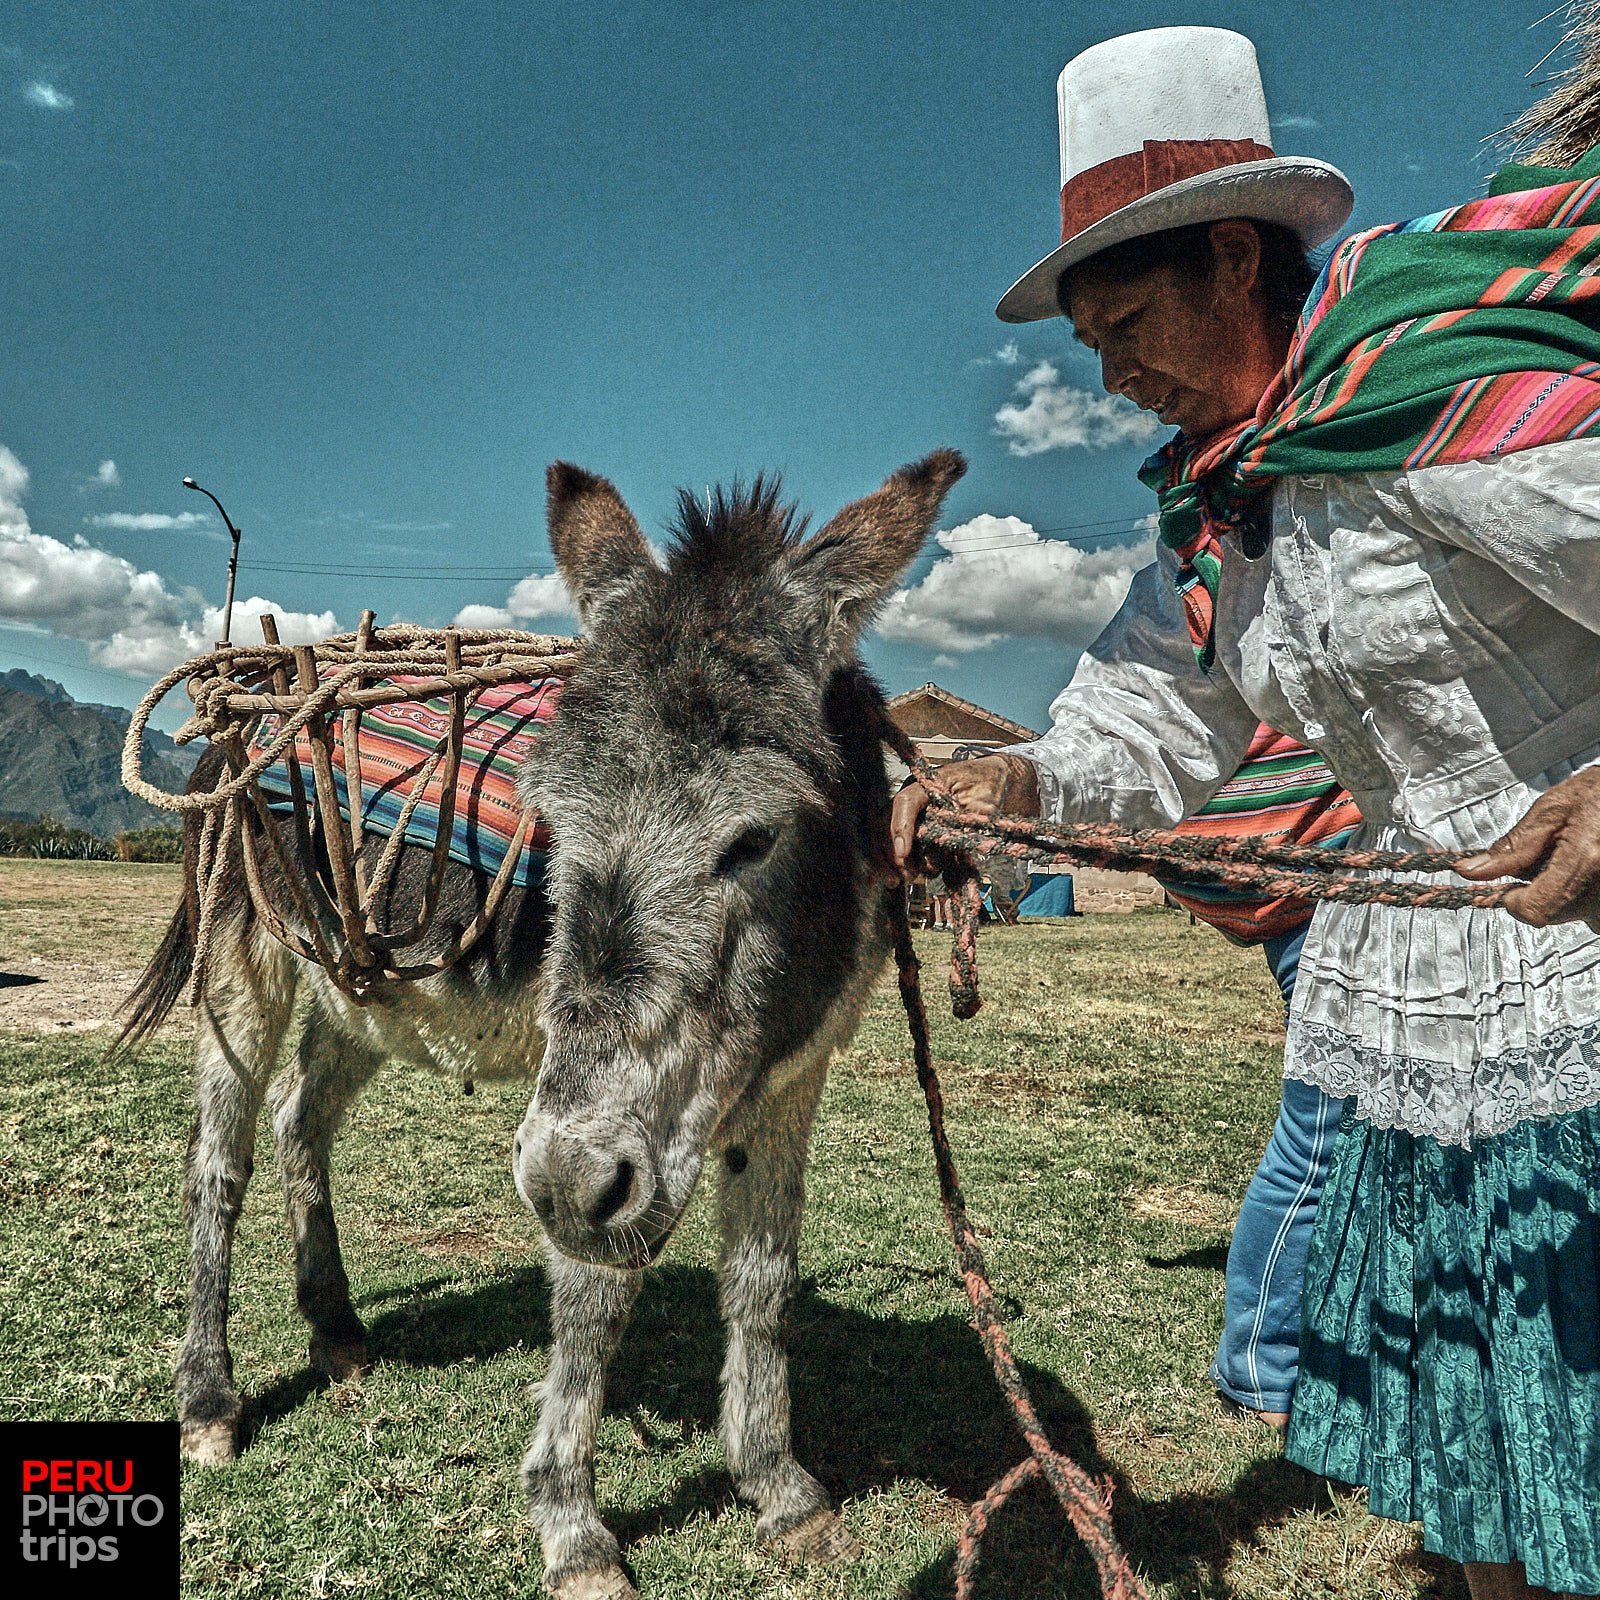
[269,1006,382,1380]
[177,931,296,1463]
[523,1241,643,1599]
[717,1065,861,1562]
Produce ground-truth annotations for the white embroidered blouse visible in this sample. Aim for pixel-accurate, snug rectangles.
[1007,437,1600,1146]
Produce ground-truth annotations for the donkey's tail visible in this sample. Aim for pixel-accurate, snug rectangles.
[111,747,229,1056]
[1507,2,1600,164]
[113,897,194,1055]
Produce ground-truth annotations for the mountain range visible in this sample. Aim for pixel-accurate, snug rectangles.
[0,669,199,836]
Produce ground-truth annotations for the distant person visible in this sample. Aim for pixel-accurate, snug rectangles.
[983,851,1029,924]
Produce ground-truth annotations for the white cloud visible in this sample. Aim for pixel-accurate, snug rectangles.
[0,446,30,534]
[972,339,1024,368]
[1271,114,1320,132]
[86,510,214,533]
[452,571,572,629]
[877,513,1147,654]
[23,81,73,111]
[93,596,339,675]
[0,444,335,674]
[85,459,120,491]
[993,361,1163,456]
[452,603,514,629]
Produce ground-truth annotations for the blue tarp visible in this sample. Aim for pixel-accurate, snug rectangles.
[1016,872,1076,917]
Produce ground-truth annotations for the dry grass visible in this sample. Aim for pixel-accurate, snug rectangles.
[0,856,183,965]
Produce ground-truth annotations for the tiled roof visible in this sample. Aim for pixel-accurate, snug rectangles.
[886,682,1039,742]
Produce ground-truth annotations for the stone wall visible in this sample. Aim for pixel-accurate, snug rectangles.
[1063,867,1168,913]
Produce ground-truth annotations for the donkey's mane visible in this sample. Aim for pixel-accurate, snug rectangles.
[665,475,811,578]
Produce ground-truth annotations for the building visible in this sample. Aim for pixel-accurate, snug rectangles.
[885,681,1164,914]
[884,682,1040,768]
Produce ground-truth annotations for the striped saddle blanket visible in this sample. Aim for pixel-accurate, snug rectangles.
[1160,724,1361,944]
[249,677,563,888]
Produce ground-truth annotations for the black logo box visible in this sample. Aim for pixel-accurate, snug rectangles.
[3,1421,178,1598]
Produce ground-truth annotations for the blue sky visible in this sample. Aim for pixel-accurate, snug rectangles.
[0,0,1569,733]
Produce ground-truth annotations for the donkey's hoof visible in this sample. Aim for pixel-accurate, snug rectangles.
[310,1334,371,1382]
[180,1419,238,1464]
[549,1565,638,1600]
[771,1507,863,1564]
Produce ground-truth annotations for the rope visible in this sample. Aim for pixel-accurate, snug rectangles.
[889,892,1147,1600]
[885,725,1521,1595]
[883,723,1515,1021]
[119,628,579,815]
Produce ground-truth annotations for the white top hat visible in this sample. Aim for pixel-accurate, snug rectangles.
[995,27,1353,324]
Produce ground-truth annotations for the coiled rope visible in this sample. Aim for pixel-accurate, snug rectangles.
[119,620,580,1002]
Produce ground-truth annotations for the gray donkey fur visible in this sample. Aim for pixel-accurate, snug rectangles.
[121,449,966,1598]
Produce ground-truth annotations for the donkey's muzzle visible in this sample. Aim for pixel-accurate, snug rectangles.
[513,1110,662,1265]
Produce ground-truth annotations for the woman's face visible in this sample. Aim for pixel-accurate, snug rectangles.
[1068,242,1283,441]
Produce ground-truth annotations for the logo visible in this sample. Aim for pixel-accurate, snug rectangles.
[3,1423,178,1596]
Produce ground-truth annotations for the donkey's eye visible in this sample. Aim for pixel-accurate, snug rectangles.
[713,825,779,878]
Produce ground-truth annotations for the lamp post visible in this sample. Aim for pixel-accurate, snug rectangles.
[183,477,243,645]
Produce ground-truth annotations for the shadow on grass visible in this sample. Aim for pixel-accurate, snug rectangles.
[1144,1242,1230,1273]
[226,1257,1421,1596]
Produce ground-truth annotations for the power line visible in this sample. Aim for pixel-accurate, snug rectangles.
[231,511,1158,585]
[0,641,144,688]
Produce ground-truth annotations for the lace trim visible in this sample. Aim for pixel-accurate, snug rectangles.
[1285,1017,1600,1147]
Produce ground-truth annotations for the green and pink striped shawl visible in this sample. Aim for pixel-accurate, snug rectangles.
[1139,145,1600,670]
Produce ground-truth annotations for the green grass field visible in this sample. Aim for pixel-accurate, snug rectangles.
[0,860,1465,1598]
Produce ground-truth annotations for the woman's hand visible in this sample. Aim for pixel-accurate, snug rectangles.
[1457,766,1600,930]
[888,754,1042,880]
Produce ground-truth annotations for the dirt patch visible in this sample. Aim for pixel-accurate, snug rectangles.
[1128,1182,1233,1228]
[396,1224,527,1261]
[0,956,150,1035]
[0,859,185,1035]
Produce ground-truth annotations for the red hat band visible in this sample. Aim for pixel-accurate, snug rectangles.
[1059,137,1275,242]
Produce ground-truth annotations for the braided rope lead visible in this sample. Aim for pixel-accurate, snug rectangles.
[883,719,1522,1592]
[878,715,1516,1020]
[889,892,1149,1600]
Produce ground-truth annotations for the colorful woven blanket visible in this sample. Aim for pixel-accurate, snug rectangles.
[1141,145,1600,669]
[250,678,562,888]
[1159,724,1361,943]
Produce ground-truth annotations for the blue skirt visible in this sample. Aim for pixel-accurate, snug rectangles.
[1286,1103,1600,1592]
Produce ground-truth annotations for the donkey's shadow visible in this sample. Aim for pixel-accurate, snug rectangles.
[240,1257,1462,1597]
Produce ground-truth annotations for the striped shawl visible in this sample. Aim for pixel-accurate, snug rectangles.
[1141,145,1600,669]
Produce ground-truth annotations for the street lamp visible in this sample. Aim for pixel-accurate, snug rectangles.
[183,476,243,645]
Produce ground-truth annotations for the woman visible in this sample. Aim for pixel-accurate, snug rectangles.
[894,26,1600,1599]
[1160,725,1359,1432]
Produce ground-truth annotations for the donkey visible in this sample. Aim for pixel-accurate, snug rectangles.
[121,449,966,1599]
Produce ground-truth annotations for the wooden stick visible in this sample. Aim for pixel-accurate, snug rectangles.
[343,610,375,907]
[295,644,374,974]
[203,659,574,714]
[256,617,346,955]
[380,630,469,959]
[381,810,534,979]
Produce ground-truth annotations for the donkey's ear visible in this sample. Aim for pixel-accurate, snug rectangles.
[786,449,966,659]
[546,462,654,627]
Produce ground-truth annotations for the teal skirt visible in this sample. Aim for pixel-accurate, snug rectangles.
[1286,1103,1600,1593]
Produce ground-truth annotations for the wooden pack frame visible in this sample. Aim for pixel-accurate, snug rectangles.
[122,612,581,1003]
